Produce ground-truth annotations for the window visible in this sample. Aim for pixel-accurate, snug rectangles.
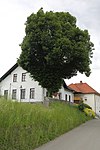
[69,95,71,102]
[65,94,67,101]
[46,91,48,97]
[13,74,17,82]
[22,73,26,82]
[4,90,8,99]
[30,88,35,99]
[12,89,17,99]
[20,89,26,99]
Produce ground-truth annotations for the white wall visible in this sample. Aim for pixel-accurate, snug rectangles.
[75,93,100,116]
[94,95,100,116]
[82,94,100,116]
[59,87,74,102]
[0,66,44,102]
[82,94,95,111]
[75,93,95,111]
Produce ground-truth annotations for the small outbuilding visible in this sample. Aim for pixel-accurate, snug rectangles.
[68,81,100,116]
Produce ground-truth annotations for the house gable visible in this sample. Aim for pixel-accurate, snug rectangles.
[0,63,18,82]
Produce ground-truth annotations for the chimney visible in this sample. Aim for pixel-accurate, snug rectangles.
[80,81,82,83]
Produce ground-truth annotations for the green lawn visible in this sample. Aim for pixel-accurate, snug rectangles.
[0,98,91,150]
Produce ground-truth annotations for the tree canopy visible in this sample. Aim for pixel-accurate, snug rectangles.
[18,8,94,95]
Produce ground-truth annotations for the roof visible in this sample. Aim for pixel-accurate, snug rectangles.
[68,81,100,95]
[0,63,18,82]
[63,80,75,92]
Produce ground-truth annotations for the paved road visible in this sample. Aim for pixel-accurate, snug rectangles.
[35,119,100,150]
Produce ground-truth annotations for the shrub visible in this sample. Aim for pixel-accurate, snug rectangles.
[78,102,85,111]
[84,108,95,118]
[83,103,92,110]
[78,102,92,111]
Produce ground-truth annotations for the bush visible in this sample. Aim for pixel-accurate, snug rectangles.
[83,103,92,110]
[78,103,85,111]
[84,108,95,118]
[78,102,92,111]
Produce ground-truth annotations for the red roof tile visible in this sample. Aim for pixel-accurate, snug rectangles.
[68,81,99,94]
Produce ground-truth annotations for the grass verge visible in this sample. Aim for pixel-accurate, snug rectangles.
[0,98,91,150]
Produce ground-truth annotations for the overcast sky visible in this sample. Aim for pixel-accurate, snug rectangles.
[0,0,100,91]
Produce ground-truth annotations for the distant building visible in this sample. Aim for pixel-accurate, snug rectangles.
[68,81,100,116]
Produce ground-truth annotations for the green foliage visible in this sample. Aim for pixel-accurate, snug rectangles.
[83,103,92,109]
[78,101,95,118]
[78,102,92,111]
[0,98,91,150]
[18,8,94,94]
[84,108,95,118]
[78,102,85,111]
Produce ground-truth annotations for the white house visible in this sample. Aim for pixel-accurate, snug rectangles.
[68,81,100,116]
[0,63,74,103]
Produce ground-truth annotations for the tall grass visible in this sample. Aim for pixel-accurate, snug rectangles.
[0,98,91,150]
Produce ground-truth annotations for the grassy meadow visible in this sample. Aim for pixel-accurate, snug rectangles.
[0,98,91,150]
